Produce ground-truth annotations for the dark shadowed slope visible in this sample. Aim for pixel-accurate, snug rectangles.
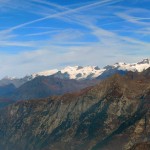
[0,84,16,96]
[11,76,98,101]
[0,84,16,108]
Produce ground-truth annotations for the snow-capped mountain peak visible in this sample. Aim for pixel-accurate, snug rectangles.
[2,76,18,80]
[33,66,105,80]
[112,59,150,72]
[115,62,127,66]
[137,58,150,64]
[32,69,58,78]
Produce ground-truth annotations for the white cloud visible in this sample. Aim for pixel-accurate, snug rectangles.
[0,40,149,78]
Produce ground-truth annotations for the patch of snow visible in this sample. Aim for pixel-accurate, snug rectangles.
[60,66,105,79]
[32,69,58,78]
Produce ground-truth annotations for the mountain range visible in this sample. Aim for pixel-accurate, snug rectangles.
[0,59,150,107]
[0,67,149,150]
[1,59,150,87]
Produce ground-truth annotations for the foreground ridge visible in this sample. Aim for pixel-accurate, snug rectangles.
[0,68,149,150]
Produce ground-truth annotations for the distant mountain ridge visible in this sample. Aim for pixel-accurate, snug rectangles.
[0,59,150,88]
[32,58,150,80]
[11,76,97,101]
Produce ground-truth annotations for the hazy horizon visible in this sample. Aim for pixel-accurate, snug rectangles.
[1,58,150,79]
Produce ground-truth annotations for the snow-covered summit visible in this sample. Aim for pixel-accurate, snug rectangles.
[32,69,58,78]
[33,66,105,80]
[137,58,150,64]
[59,66,105,79]
[116,59,150,72]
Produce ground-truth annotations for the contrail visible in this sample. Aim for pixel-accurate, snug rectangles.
[5,0,122,32]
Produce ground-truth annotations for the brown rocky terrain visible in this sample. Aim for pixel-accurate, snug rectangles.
[0,68,149,150]
[130,142,150,150]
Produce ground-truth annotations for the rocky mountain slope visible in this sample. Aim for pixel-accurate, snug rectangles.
[0,68,149,150]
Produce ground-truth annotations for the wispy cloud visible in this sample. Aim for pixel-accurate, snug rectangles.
[117,13,150,26]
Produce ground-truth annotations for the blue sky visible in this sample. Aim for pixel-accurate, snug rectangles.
[0,0,150,78]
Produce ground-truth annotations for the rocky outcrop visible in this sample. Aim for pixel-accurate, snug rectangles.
[130,142,150,150]
[0,70,149,150]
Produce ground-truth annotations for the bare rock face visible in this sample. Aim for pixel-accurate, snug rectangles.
[130,142,150,150]
[0,69,150,150]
